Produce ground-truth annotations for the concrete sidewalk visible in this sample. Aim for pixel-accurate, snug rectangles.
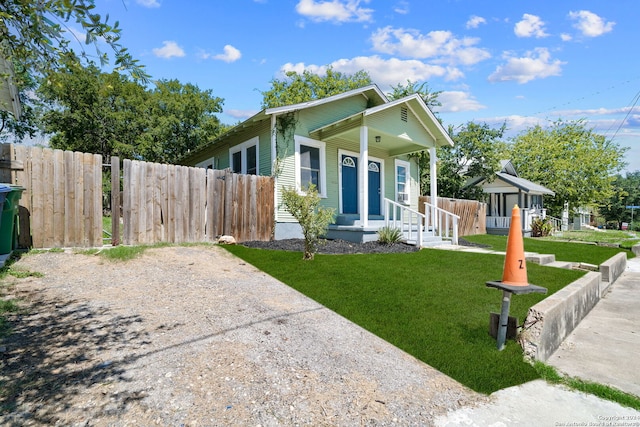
[547,256,640,397]
[435,251,640,426]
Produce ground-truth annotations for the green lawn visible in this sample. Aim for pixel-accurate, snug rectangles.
[463,234,633,265]
[224,245,585,394]
[548,229,640,250]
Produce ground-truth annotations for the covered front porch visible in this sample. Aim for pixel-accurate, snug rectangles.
[473,160,555,237]
[309,95,458,246]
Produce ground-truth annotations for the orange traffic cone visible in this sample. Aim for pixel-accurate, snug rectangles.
[486,204,547,294]
[486,204,546,351]
[502,205,529,287]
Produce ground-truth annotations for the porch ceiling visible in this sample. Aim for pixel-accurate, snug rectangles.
[309,114,433,156]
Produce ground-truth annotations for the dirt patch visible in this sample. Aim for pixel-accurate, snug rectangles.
[1,245,481,425]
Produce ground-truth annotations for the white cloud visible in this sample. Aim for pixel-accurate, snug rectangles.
[152,41,185,59]
[466,15,486,29]
[569,10,615,37]
[136,0,160,7]
[435,91,486,113]
[560,33,572,42]
[280,55,461,91]
[514,14,548,38]
[370,26,491,66]
[213,45,242,63]
[295,0,373,23]
[225,109,259,120]
[394,1,409,15]
[488,48,564,84]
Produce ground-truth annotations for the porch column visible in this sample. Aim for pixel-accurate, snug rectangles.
[429,146,438,221]
[360,126,369,226]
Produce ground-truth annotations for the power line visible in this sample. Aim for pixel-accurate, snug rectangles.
[609,88,640,141]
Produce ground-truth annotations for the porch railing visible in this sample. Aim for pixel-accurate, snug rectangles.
[487,207,551,231]
[424,201,460,245]
[383,198,459,246]
[384,198,424,245]
[546,215,562,232]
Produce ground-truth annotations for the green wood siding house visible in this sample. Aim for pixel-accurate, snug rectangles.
[181,85,455,244]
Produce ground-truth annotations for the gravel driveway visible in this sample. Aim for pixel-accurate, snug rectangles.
[1,245,481,426]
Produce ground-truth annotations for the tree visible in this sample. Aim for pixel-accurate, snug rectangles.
[280,185,335,260]
[39,61,224,163]
[436,122,507,199]
[261,66,372,108]
[0,0,147,82]
[139,79,224,164]
[599,171,640,230]
[387,80,441,108]
[509,119,627,217]
[39,59,149,160]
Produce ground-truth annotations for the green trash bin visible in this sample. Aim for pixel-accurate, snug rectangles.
[0,185,25,255]
[0,184,11,230]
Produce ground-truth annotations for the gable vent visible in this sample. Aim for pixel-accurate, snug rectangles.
[400,107,408,122]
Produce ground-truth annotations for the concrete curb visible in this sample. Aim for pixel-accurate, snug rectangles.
[520,251,629,362]
[521,272,601,362]
[599,252,627,292]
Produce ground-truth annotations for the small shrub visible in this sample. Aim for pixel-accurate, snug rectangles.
[377,226,403,244]
[531,218,553,237]
[280,185,335,260]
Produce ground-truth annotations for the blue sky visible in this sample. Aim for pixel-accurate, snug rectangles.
[88,0,639,173]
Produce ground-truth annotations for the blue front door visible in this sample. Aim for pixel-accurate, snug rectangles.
[368,161,381,216]
[341,155,358,214]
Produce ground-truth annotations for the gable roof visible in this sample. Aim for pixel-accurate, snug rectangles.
[265,84,388,116]
[467,159,555,196]
[308,92,453,152]
[180,85,388,163]
[494,172,555,195]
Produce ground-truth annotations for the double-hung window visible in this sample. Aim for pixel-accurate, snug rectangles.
[229,137,259,175]
[395,159,410,204]
[295,135,326,197]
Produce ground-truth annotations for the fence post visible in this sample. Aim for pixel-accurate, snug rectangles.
[111,156,120,246]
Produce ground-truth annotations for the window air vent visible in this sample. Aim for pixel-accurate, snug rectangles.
[400,107,408,122]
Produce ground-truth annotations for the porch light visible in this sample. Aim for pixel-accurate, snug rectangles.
[375,135,381,143]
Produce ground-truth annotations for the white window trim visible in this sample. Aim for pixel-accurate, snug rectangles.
[229,136,259,174]
[195,157,216,170]
[294,135,326,198]
[395,159,411,205]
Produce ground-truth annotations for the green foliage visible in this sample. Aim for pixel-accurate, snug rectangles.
[261,66,372,109]
[377,226,403,244]
[386,80,442,108]
[272,112,297,177]
[224,245,584,393]
[0,0,148,82]
[139,79,224,164]
[39,59,148,160]
[428,121,507,198]
[599,171,640,229]
[280,185,335,260]
[531,218,553,237]
[38,61,224,163]
[509,119,627,217]
[5,268,43,279]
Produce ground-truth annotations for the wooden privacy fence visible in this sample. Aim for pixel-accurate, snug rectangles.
[0,144,275,249]
[0,143,103,248]
[420,196,486,236]
[116,158,275,245]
